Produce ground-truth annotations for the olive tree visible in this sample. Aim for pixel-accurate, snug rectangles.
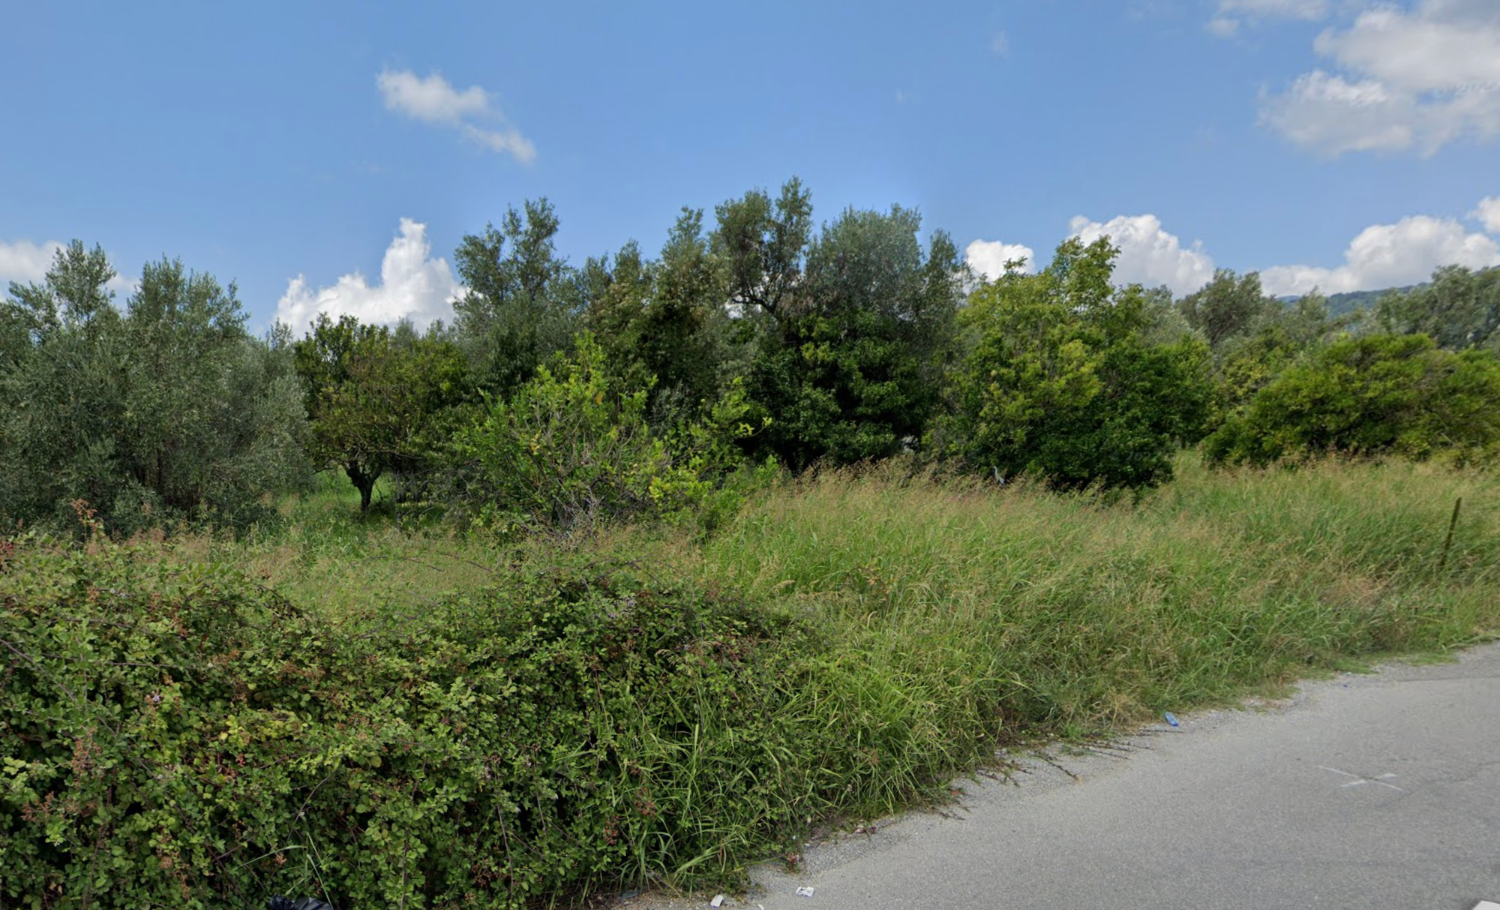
[0,245,310,531]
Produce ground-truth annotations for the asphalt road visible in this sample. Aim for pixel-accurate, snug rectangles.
[695,641,1500,910]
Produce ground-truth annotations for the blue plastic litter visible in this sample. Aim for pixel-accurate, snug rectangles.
[1164,712,1179,727]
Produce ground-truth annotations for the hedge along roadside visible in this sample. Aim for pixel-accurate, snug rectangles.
[0,535,1010,909]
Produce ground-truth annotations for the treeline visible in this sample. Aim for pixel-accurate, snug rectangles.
[4,180,1498,534]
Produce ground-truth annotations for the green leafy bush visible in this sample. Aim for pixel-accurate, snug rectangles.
[454,332,757,535]
[2,533,991,908]
[938,238,1212,489]
[1205,334,1500,466]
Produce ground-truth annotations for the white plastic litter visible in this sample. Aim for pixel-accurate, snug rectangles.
[795,887,816,898]
[710,895,725,908]
[1471,903,1500,910]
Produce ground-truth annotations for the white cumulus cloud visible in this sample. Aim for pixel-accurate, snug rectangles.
[0,239,65,290]
[1473,196,1500,234]
[964,239,1035,280]
[972,194,1500,303]
[1259,212,1500,296]
[377,68,536,164]
[275,219,463,332]
[377,69,491,124]
[1257,1,1500,156]
[1068,214,1217,296]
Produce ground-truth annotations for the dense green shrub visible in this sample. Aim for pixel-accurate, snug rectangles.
[1205,334,1500,466]
[1,533,994,908]
[742,205,964,469]
[938,238,1212,489]
[454,333,758,535]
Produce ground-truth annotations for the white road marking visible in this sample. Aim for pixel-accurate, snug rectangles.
[1316,766,1407,792]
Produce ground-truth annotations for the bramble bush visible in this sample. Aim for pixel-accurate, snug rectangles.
[0,531,1004,909]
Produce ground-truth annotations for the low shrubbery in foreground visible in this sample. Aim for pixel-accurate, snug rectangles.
[3,458,1498,907]
[0,539,996,908]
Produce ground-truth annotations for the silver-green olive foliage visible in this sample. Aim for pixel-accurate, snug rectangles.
[453,198,578,395]
[714,181,966,468]
[0,242,310,531]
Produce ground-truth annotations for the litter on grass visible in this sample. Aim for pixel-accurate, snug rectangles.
[1164,712,1180,727]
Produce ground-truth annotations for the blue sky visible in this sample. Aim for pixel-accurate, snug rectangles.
[3,0,1498,331]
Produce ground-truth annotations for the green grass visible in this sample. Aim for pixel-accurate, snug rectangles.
[42,455,1494,905]
[148,471,507,622]
[615,454,1499,735]
[193,456,1500,745]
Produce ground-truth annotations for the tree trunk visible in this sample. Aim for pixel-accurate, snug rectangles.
[345,462,380,514]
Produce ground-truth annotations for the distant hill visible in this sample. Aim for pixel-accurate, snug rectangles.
[1278,284,1425,318]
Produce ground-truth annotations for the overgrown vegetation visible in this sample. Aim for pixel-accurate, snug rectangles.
[937,237,1212,488]
[5,459,1498,908]
[452,333,759,536]
[4,181,1500,907]
[689,458,1499,731]
[1206,334,1500,466]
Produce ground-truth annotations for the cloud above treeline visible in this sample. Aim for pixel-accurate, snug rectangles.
[0,239,64,289]
[965,193,1500,298]
[1067,214,1217,296]
[1260,213,1500,296]
[274,195,1500,335]
[377,68,536,164]
[963,239,1035,278]
[1474,196,1500,234]
[0,239,134,297]
[966,214,1214,297]
[275,219,463,331]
